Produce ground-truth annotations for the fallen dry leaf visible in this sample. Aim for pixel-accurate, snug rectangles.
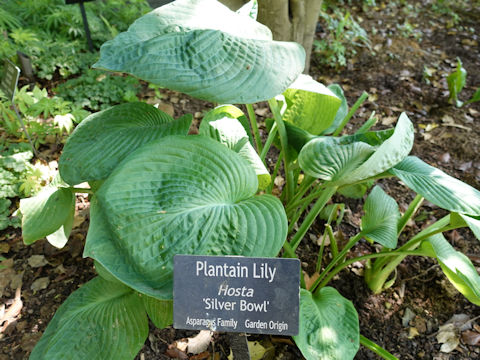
[402,307,416,327]
[274,176,285,187]
[254,107,269,117]
[303,271,320,291]
[165,347,188,359]
[247,340,275,360]
[0,243,10,253]
[170,330,213,355]
[440,152,451,163]
[408,327,420,339]
[0,287,23,333]
[381,116,397,126]
[30,277,50,292]
[437,323,459,353]
[27,255,48,268]
[157,102,175,117]
[190,351,211,360]
[436,314,473,353]
[0,259,15,297]
[446,314,472,331]
[462,330,480,346]
[441,114,471,131]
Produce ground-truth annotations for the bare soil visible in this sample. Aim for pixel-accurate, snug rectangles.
[1,1,480,359]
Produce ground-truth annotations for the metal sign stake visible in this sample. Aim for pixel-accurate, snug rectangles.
[78,1,94,52]
[65,0,94,52]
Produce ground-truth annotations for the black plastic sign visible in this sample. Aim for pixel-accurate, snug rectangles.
[0,59,20,102]
[174,255,300,335]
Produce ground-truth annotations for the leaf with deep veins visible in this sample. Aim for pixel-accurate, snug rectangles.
[93,0,305,104]
[84,135,287,299]
[294,288,359,360]
[59,102,191,186]
[30,277,148,360]
[299,113,414,186]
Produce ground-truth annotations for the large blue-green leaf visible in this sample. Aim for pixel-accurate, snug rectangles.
[94,261,173,328]
[340,113,413,185]
[199,105,270,189]
[20,187,75,246]
[59,102,191,186]
[294,288,359,360]
[390,156,480,216]
[93,0,305,104]
[93,261,173,328]
[282,75,341,135]
[299,113,413,186]
[361,186,400,248]
[84,135,287,299]
[29,277,148,360]
[422,234,480,305]
[299,138,375,182]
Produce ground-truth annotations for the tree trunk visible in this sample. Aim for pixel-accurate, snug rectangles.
[221,0,322,73]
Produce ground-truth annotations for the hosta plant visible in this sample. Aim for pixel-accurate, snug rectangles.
[21,1,480,359]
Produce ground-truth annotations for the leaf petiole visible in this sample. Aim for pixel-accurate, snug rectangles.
[246,103,263,154]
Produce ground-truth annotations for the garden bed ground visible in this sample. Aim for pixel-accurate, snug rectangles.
[1,1,480,359]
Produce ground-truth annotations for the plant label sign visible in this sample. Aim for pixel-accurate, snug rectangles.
[173,255,300,335]
[0,59,20,102]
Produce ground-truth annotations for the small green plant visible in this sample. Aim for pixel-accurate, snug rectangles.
[0,3,21,32]
[0,139,55,234]
[0,0,149,78]
[396,20,422,40]
[1,86,88,149]
[54,69,141,111]
[20,1,480,360]
[431,0,461,25]
[314,6,370,68]
[447,58,480,107]
[0,141,58,199]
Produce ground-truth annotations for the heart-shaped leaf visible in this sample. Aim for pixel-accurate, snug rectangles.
[341,112,413,185]
[199,105,270,189]
[294,288,359,360]
[93,262,173,328]
[20,187,75,246]
[84,135,287,299]
[390,156,480,216]
[30,277,148,360]
[93,0,305,104]
[299,137,375,182]
[361,186,400,248]
[422,234,480,306]
[283,75,341,135]
[299,113,413,186]
[59,102,191,186]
